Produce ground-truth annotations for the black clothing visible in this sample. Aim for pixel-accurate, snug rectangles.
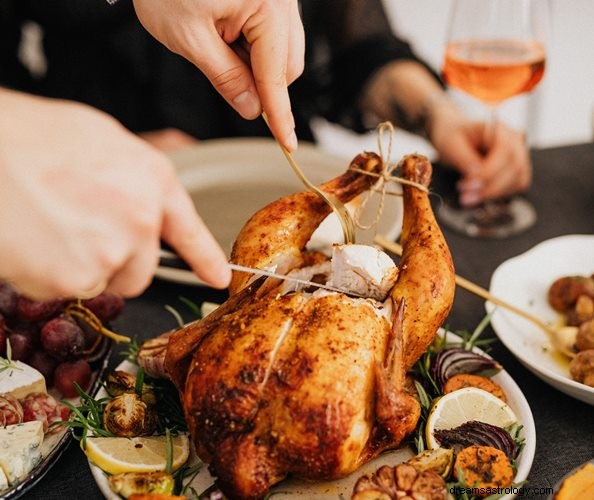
[0,0,433,142]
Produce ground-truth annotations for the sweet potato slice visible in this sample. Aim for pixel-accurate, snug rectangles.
[443,373,507,402]
[454,445,514,495]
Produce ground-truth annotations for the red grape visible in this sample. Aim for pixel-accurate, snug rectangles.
[54,359,92,398]
[0,282,18,318]
[82,292,125,322]
[0,314,6,357]
[40,316,85,361]
[17,296,63,322]
[28,350,59,386]
[7,332,34,362]
[75,317,101,349]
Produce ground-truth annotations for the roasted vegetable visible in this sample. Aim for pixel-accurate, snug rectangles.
[576,319,594,351]
[103,392,157,437]
[434,420,517,460]
[453,445,514,494]
[443,373,507,402]
[548,276,594,313]
[566,295,594,326]
[569,350,594,387]
[406,448,454,479]
[108,471,174,499]
[431,348,501,391]
[105,370,156,405]
[352,463,446,500]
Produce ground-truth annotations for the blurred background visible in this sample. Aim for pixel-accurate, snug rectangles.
[15,0,594,160]
[313,0,594,160]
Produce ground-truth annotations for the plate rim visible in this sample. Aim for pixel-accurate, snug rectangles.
[487,234,594,405]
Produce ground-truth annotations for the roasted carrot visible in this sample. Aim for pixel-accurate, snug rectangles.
[443,373,507,402]
[454,445,514,495]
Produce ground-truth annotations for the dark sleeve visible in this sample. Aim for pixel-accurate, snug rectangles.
[0,2,32,90]
[296,0,442,133]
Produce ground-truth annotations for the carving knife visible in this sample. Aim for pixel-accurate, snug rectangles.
[158,248,365,297]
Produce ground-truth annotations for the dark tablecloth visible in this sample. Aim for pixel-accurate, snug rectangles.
[24,142,594,500]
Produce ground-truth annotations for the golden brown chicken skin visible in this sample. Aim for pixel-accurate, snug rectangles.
[164,153,455,499]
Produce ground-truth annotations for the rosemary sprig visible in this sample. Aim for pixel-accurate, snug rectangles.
[174,462,203,497]
[165,296,203,328]
[120,337,140,365]
[179,296,202,319]
[165,305,185,328]
[54,382,115,448]
[147,376,188,434]
[0,338,22,374]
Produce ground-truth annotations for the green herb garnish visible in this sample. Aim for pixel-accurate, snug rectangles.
[0,338,23,374]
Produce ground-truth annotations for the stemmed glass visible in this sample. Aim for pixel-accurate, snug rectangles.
[438,0,549,238]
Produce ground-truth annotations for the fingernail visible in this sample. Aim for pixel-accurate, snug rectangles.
[459,191,483,207]
[284,130,298,152]
[233,90,261,119]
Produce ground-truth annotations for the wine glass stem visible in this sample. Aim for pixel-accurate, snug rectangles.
[484,104,498,151]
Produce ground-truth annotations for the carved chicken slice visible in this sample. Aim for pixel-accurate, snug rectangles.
[163,153,455,499]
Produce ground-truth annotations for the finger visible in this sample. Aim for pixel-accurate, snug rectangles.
[161,181,231,289]
[286,0,305,84]
[244,2,298,151]
[438,127,484,177]
[106,240,160,298]
[187,26,262,120]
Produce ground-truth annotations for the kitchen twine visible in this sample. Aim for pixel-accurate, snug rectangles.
[348,121,429,231]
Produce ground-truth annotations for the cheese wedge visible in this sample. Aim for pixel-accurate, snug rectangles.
[0,421,44,486]
[0,360,46,399]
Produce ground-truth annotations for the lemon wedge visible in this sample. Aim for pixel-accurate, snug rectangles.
[84,433,190,475]
[425,387,517,450]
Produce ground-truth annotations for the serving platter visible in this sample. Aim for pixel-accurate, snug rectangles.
[2,340,111,500]
[487,234,594,406]
[157,138,403,286]
[89,331,535,500]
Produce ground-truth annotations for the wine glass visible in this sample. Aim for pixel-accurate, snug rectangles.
[438,0,549,238]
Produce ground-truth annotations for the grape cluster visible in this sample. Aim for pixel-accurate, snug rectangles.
[0,282,124,397]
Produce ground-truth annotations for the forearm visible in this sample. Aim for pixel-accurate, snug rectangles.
[359,60,464,137]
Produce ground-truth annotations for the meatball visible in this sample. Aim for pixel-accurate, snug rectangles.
[569,350,594,387]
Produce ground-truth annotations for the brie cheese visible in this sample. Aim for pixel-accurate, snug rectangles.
[0,360,46,400]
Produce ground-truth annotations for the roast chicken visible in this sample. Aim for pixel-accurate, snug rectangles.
[160,152,455,498]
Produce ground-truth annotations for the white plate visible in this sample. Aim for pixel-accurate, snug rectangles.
[90,331,535,500]
[487,234,594,405]
[156,138,403,286]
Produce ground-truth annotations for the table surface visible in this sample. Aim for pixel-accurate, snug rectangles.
[24,142,594,499]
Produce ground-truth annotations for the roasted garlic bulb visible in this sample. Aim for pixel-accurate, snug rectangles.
[352,463,446,500]
[103,392,157,437]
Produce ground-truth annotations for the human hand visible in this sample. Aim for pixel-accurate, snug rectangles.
[139,128,198,152]
[132,0,304,151]
[428,99,532,207]
[0,90,230,300]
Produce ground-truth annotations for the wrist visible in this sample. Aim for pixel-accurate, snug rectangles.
[420,91,465,141]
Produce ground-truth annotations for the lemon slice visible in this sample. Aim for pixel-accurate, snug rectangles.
[426,387,517,450]
[84,433,190,475]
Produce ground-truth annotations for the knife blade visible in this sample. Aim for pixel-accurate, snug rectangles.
[158,248,365,297]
